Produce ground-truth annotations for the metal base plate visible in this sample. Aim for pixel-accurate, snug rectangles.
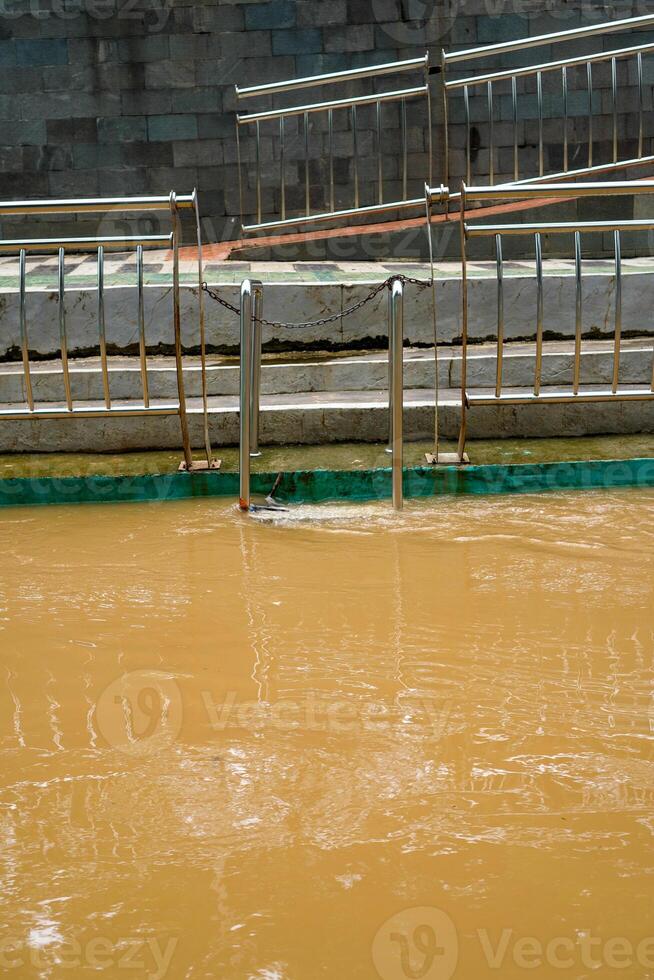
[424,452,470,466]
[178,458,222,472]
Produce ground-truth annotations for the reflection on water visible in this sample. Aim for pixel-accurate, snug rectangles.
[0,490,653,978]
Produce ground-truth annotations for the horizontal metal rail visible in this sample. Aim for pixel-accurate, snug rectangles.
[0,195,196,216]
[237,85,427,124]
[0,235,172,253]
[466,218,654,236]
[241,196,427,234]
[236,54,428,99]
[443,12,654,64]
[0,404,180,421]
[461,180,654,202]
[446,38,654,89]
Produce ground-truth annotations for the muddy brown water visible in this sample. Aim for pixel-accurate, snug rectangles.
[1,490,653,979]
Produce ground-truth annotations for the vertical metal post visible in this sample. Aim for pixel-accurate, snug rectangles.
[18,249,34,411]
[235,119,245,229]
[376,99,383,205]
[612,229,622,394]
[487,80,494,183]
[457,187,468,462]
[512,76,519,181]
[389,279,404,511]
[638,51,644,159]
[562,66,568,174]
[537,71,543,177]
[280,117,286,222]
[255,120,262,225]
[193,188,212,465]
[401,98,408,201]
[250,285,263,457]
[587,62,594,168]
[328,108,335,213]
[170,191,193,471]
[239,278,263,510]
[58,246,72,411]
[441,50,449,212]
[97,245,110,409]
[534,232,543,396]
[573,231,582,395]
[611,56,618,164]
[464,85,471,185]
[495,234,504,398]
[136,245,150,408]
[352,104,359,209]
[304,110,310,216]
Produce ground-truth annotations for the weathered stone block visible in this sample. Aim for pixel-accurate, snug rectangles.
[148,114,199,141]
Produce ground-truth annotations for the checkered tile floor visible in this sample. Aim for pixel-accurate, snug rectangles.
[0,253,651,288]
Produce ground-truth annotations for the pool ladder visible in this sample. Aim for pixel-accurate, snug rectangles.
[238,278,405,511]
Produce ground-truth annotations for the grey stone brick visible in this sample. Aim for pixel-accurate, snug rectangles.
[272,28,322,55]
[15,38,68,67]
[145,59,195,89]
[218,30,272,59]
[22,144,73,171]
[245,1,295,30]
[121,89,172,114]
[172,87,220,114]
[148,113,199,141]
[297,0,346,26]
[1,120,47,145]
[323,24,374,52]
[46,118,96,143]
[97,116,147,142]
[197,113,236,140]
[173,138,224,166]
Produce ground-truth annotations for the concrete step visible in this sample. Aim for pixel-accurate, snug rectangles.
[1,258,654,358]
[1,339,653,404]
[2,383,654,453]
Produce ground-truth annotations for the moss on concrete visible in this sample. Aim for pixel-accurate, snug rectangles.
[0,435,652,481]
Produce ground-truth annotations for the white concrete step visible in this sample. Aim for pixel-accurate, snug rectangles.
[2,383,654,453]
[1,339,652,404]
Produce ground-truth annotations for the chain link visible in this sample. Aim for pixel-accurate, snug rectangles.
[201,274,432,330]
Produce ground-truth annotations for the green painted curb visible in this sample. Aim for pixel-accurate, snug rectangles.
[0,457,653,509]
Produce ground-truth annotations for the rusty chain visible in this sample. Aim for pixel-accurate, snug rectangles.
[202,274,432,330]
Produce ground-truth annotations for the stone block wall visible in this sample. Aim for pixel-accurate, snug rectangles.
[1,0,654,254]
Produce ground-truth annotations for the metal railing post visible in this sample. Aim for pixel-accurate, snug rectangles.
[239,278,263,510]
[169,191,193,471]
[250,285,263,457]
[389,279,404,511]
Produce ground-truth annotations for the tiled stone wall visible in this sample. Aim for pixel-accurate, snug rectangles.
[1,0,654,252]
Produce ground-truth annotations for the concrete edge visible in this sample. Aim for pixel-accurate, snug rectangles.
[1,457,653,508]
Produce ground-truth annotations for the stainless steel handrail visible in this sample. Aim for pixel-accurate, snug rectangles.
[1,192,213,470]
[443,13,654,64]
[237,86,428,124]
[389,279,404,511]
[441,14,654,199]
[0,194,196,216]
[446,39,654,90]
[236,54,428,98]
[239,278,264,511]
[455,186,654,459]
[235,54,432,233]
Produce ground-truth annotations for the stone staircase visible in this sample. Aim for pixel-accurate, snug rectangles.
[2,338,653,452]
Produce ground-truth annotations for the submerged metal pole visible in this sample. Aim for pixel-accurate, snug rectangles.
[389,279,404,511]
[250,286,263,457]
[239,279,263,510]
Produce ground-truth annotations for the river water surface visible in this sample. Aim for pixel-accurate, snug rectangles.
[1,490,653,979]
